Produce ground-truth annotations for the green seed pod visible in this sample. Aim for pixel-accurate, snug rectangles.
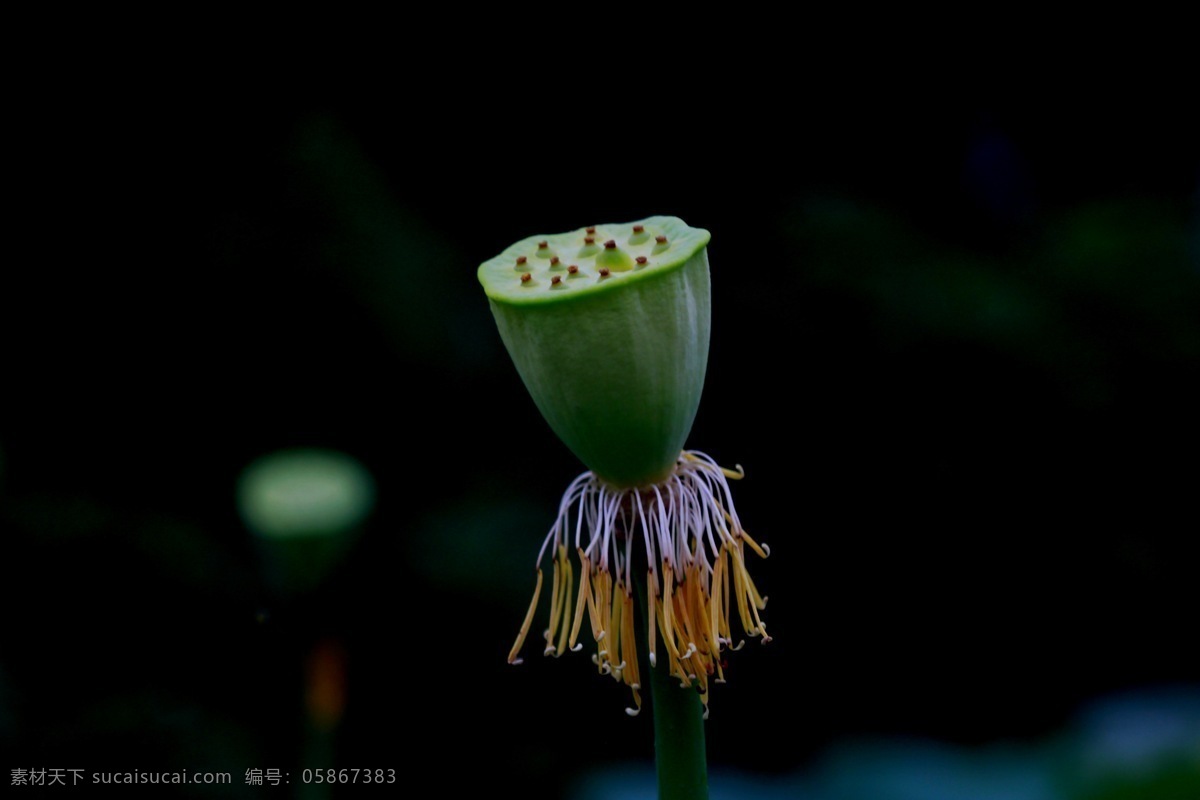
[483,217,770,721]
[478,216,711,488]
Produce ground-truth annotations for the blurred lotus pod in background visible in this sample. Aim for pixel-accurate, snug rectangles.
[238,448,375,595]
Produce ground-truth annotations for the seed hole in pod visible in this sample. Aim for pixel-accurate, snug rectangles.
[567,265,579,275]
[598,268,611,278]
[520,273,532,284]
[629,225,650,245]
[596,240,634,272]
[635,256,648,266]
[550,256,563,269]
[578,237,600,258]
[586,226,596,235]
[652,235,670,254]
[550,275,562,286]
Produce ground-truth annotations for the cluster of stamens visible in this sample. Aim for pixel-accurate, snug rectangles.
[510,224,671,290]
[508,452,770,718]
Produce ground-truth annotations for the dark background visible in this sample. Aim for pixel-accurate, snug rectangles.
[4,54,1198,799]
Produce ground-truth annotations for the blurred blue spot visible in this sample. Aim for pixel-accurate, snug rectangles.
[817,738,1057,800]
[568,686,1200,800]
[1074,686,1200,774]
[572,763,813,800]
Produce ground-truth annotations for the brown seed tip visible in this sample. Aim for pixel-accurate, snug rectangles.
[551,275,562,286]
[538,241,549,249]
[604,240,617,249]
[516,255,527,265]
[655,235,667,244]
[584,236,595,245]
[632,225,644,234]
[520,273,531,283]
[586,227,596,234]
[567,265,579,274]
[636,256,648,265]
[599,267,611,277]
[550,256,560,266]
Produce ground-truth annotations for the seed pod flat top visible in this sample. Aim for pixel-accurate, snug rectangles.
[478,215,711,306]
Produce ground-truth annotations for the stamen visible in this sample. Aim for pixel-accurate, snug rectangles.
[557,549,574,655]
[608,582,624,680]
[545,547,564,649]
[508,569,544,664]
[646,574,658,669]
[505,449,770,716]
[741,530,769,560]
[567,550,591,650]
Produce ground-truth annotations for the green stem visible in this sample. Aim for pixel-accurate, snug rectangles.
[633,550,709,799]
[648,646,709,800]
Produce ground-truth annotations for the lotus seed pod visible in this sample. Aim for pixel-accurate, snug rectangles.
[483,217,771,720]
[478,215,711,487]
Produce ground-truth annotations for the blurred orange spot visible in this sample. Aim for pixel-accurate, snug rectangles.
[305,638,346,730]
